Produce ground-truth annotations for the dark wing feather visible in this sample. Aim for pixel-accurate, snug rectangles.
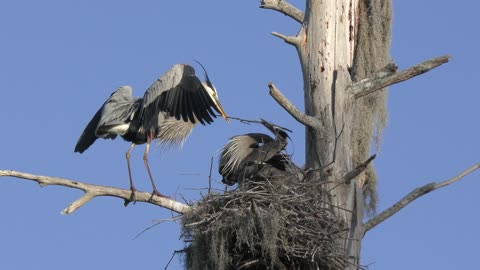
[185,91,196,123]
[74,105,103,153]
[190,91,206,125]
[195,89,215,123]
[176,87,186,121]
[196,85,217,118]
[140,64,219,132]
[74,86,136,153]
[95,87,137,136]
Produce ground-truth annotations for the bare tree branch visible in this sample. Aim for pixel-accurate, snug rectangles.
[0,170,192,215]
[350,55,451,99]
[271,31,299,46]
[259,0,304,23]
[268,82,322,133]
[343,154,376,184]
[364,163,480,233]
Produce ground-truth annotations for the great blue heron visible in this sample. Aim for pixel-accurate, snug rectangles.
[219,119,291,186]
[75,63,228,200]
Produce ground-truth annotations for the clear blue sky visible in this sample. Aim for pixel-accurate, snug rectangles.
[0,1,478,269]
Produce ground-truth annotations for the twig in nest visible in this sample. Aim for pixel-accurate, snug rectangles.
[133,216,183,239]
[208,156,214,195]
[164,248,188,269]
[238,259,260,269]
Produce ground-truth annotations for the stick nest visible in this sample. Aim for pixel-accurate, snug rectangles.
[181,166,350,270]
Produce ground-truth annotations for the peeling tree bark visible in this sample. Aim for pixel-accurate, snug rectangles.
[263,0,367,267]
[297,1,361,268]
[266,1,456,269]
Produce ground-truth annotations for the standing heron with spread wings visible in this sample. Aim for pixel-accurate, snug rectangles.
[74,63,228,200]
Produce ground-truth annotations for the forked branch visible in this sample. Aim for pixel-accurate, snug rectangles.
[259,0,305,23]
[0,170,192,215]
[268,82,322,133]
[364,163,480,234]
[271,31,299,46]
[350,55,451,99]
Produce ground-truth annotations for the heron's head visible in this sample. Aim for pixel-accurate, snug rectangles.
[260,118,292,140]
[195,61,229,122]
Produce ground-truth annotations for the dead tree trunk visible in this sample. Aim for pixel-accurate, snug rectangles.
[270,1,391,267]
[303,1,390,268]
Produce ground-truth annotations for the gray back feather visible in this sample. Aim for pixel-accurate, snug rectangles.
[219,133,273,176]
[96,86,138,137]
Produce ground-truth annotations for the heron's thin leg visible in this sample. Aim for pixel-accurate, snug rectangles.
[126,143,137,202]
[143,133,167,198]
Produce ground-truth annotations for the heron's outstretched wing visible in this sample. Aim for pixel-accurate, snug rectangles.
[74,86,137,153]
[140,64,218,131]
[74,105,104,153]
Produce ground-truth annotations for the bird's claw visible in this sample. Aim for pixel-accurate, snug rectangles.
[150,189,170,200]
[124,187,137,207]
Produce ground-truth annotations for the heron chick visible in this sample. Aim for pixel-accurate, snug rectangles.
[219,119,291,186]
[75,63,228,200]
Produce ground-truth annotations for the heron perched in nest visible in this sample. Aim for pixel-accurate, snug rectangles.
[219,119,292,186]
[74,62,228,200]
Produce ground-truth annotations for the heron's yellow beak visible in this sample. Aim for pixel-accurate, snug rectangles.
[202,81,229,123]
[215,100,229,123]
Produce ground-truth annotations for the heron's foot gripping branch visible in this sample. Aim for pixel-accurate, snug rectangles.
[0,170,192,215]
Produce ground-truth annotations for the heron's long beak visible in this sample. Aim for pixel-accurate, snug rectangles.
[202,81,229,123]
[260,118,292,133]
[214,99,229,123]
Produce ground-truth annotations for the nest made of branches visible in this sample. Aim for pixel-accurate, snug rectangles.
[181,165,351,270]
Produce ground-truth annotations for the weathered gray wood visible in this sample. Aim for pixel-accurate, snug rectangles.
[295,1,363,269]
[350,55,451,99]
[259,0,305,23]
[343,155,377,185]
[299,0,357,168]
[268,82,322,132]
[0,170,192,214]
[345,182,364,268]
[364,163,480,234]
